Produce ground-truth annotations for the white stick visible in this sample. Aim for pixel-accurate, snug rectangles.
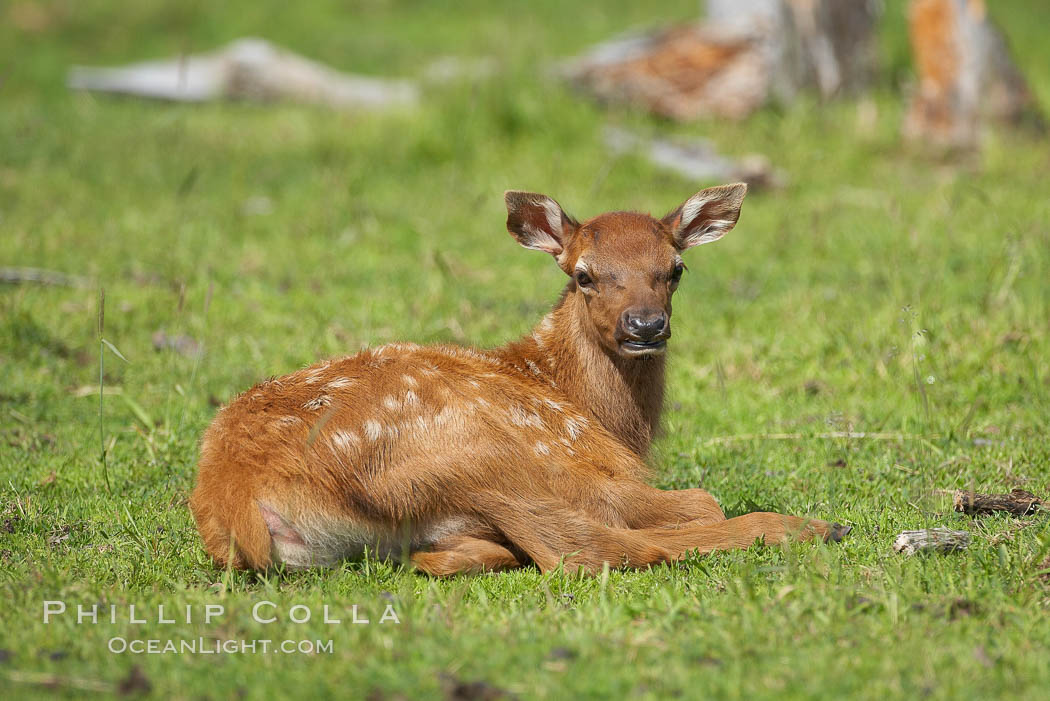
[893,528,971,555]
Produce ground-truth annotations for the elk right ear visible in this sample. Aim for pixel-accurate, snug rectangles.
[504,191,578,258]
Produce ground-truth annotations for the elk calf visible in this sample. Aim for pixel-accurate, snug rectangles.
[190,184,849,575]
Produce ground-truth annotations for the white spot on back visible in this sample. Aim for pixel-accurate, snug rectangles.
[302,363,330,385]
[323,377,353,390]
[273,415,303,428]
[534,441,550,456]
[404,390,419,406]
[434,406,457,426]
[363,420,382,441]
[302,395,332,411]
[402,374,418,388]
[330,429,359,453]
[509,404,543,428]
[383,395,399,411]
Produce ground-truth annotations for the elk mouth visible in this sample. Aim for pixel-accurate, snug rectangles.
[619,339,667,356]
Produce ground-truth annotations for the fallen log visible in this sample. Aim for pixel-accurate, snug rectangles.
[953,489,1042,517]
[893,528,971,555]
[68,38,418,111]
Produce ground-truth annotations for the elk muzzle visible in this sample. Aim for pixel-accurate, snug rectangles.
[617,308,670,356]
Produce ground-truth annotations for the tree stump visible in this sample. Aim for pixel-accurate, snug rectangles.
[903,0,1043,147]
[563,0,879,121]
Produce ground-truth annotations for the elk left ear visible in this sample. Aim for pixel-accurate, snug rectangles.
[663,183,747,250]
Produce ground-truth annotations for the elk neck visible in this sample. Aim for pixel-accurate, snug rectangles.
[496,283,666,457]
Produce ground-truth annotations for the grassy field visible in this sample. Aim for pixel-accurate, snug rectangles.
[2,1,1049,698]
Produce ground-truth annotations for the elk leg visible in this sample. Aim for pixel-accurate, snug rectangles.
[649,512,850,560]
[575,479,725,529]
[479,495,845,574]
[474,494,677,573]
[612,484,727,528]
[410,535,523,576]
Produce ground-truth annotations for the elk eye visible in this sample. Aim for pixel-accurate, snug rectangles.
[671,264,685,284]
[575,271,594,289]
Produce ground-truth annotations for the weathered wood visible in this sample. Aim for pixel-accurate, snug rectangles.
[69,38,418,110]
[564,0,879,121]
[893,528,971,555]
[708,0,880,98]
[604,126,783,190]
[903,0,1043,147]
[953,489,1042,517]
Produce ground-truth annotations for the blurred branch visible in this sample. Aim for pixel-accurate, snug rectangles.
[0,267,89,287]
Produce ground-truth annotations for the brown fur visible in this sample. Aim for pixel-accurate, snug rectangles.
[189,184,846,575]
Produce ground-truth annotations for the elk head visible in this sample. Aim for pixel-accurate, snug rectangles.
[505,184,747,358]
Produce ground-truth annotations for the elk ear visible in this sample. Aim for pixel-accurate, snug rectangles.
[504,191,578,258]
[663,183,748,250]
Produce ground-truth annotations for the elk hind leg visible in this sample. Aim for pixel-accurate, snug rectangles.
[482,496,847,574]
[410,536,523,576]
[477,495,678,574]
[617,485,727,528]
[652,512,852,561]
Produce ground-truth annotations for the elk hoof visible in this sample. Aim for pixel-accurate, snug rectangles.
[825,523,852,543]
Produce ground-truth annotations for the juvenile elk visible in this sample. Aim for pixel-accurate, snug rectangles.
[190,184,849,575]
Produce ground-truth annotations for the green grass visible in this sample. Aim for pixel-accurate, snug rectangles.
[2,1,1049,698]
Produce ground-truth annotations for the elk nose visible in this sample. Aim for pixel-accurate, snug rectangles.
[622,310,668,341]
